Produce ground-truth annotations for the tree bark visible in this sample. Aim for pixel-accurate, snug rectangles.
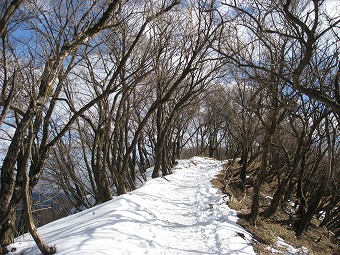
[260,176,289,218]
[239,140,249,189]
[0,210,16,249]
[294,185,324,237]
[248,134,270,223]
[21,121,56,254]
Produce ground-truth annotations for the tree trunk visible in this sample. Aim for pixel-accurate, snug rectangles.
[295,155,306,217]
[21,122,56,254]
[138,138,146,172]
[22,175,56,255]
[0,210,16,249]
[152,142,162,178]
[295,118,332,237]
[260,176,289,218]
[239,140,249,189]
[92,129,112,203]
[117,173,127,195]
[208,128,217,158]
[248,133,270,223]
[294,186,324,237]
[161,144,170,176]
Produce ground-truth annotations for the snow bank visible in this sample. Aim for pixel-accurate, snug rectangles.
[8,157,255,255]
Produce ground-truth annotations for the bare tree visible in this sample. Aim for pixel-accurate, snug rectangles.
[212,0,339,235]
[0,0,130,251]
[216,0,340,115]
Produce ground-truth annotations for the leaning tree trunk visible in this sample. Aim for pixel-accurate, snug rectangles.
[21,121,56,254]
[294,185,324,237]
[260,175,290,218]
[295,118,333,237]
[0,103,40,247]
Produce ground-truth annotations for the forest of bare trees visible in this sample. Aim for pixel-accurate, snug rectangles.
[0,0,339,254]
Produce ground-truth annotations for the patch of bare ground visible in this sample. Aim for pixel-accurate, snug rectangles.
[211,161,339,255]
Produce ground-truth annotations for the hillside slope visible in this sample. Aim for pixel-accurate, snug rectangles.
[7,157,255,255]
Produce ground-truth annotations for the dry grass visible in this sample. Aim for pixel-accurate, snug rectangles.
[211,162,339,255]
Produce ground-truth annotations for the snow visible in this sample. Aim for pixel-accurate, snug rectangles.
[274,237,309,255]
[7,157,255,255]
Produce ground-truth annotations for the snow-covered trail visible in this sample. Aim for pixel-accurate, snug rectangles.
[8,157,255,255]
